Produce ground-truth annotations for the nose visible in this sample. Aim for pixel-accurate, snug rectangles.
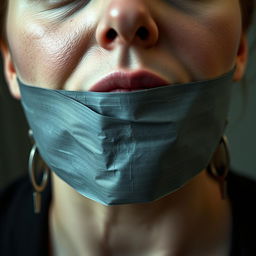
[95,0,159,50]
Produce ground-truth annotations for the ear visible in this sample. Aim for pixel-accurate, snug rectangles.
[232,33,249,82]
[0,41,21,99]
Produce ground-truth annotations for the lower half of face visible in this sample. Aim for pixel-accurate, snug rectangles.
[6,0,242,90]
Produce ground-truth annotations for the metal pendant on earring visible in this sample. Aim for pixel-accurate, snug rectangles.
[207,135,230,200]
[28,130,50,214]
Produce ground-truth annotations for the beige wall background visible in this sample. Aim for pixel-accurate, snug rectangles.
[0,13,255,189]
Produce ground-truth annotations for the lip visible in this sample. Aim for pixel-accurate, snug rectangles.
[89,70,170,92]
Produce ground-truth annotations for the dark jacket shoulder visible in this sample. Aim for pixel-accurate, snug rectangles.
[0,174,51,256]
[227,171,256,255]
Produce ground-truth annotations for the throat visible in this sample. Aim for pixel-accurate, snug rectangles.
[49,170,232,256]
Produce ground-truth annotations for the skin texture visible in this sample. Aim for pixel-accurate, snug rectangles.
[1,0,248,97]
[0,0,250,255]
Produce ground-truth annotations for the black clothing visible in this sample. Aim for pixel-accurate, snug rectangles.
[0,171,256,256]
[228,172,256,255]
[0,175,51,256]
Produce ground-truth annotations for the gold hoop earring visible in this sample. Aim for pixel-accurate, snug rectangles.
[28,130,50,214]
[207,135,230,200]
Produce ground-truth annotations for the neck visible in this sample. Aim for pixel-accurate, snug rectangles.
[49,170,232,256]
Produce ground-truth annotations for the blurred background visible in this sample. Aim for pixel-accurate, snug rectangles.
[0,14,255,189]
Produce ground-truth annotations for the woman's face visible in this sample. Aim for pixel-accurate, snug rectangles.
[2,0,248,96]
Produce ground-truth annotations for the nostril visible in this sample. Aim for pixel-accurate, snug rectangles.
[104,26,150,44]
[137,27,149,40]
[106,28,117,41]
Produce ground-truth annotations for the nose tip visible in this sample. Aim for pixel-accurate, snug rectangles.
[95,0,159,49]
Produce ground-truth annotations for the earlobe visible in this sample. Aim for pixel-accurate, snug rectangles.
[233,34,248,82]
[0,42,21,99]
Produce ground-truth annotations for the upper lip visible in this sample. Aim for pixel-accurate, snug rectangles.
[89,70,170,92]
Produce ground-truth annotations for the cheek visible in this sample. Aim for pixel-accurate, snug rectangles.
[7,18,94,87]
[7,1,242,86]
[160,3,242,78]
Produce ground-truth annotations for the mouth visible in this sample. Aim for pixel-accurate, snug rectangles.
[89,70,170,92]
